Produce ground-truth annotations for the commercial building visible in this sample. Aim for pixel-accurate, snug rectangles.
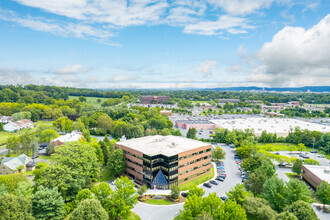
[175,120,216,130]
[302,165,330,189]
[115,135,212,189]
[140,96,170,104]
[160,110,173,116]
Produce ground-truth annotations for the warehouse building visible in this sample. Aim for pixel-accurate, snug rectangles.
[175,120,216,130]
[140,96,170,104]
[115,135,212,189]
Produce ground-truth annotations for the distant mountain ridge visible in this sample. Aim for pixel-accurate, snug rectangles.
[207,86,330,92]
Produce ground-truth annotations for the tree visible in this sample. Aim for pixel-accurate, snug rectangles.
[315,181,330,207]
[74,118,86,131]
[32,186,65,220]
[79,96,87,102]
[273,211,298,220]
[180,194,205,219]
[137,185,148,197]
[0,173,27,193]
[226,184,248,205]
[0,122,3,131]
[108,148,126,176]
[53,142,100,185]
[46,141,56,155]
[97,114,113,134]
[14,181,33,199]
[0,184,8,196]
[38,129,59,143]
[213,199,247,220]
[241,154,263,173]
[160,128,171,136]
[75,189,93,206]
[262,176,286,212]
[212,146,226,161]
[292,159,302,175]
[170,185,181,200]
[243,197,276,220]
[70,199,108,220]
[285,179,312,205]
[187,184,205,198]
[186,128,197,139]
[0,194,34,220]
[6,136,21,155]
[284,200,318,220]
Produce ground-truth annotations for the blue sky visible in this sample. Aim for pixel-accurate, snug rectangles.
[0,0,329,89]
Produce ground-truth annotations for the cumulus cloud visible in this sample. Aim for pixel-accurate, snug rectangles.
[198,60,219,76]
[111,75,136,83]
[54,64,83,75]
[248,14,330,86]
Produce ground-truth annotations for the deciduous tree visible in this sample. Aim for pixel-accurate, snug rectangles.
[262,176,286,212]
[108,148,126,176]
[70,199,108,220]
[212,146,226,161]
[315,181,330,207]
[0,194,34,220]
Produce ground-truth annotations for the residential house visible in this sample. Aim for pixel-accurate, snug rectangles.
[0,154,34,175]
[3,119,33,132]
[50,130,82,146]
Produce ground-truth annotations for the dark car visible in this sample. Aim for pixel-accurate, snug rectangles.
[181,192,188,198]
[216,176,224,181]
[203,182,212,188]
[274,152,280,155]
[310,151,317,153]
[210,180,218,185]
[219,174,226,179]
[220,196,228,201]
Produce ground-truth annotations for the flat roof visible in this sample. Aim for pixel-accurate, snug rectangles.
[176,120,214,125]
[116,135,210,157]
[304,165,330,183]
[211,118,330,135]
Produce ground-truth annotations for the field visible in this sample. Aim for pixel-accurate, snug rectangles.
[179,168,214,191]
[256,143,298,151]
[68,96,108,106]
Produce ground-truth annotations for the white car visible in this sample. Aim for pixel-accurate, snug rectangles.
[317,155,325,158]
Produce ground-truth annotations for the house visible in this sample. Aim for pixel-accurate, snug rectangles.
[288,101,300,107]
[0,116,13,124]
[50,130,82,146]
[3,119,33,132]
[160,110,173,116]
[0,154,34,175]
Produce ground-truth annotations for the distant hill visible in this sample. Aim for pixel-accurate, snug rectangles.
[208,86,330,92]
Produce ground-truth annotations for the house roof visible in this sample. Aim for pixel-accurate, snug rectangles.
[1,154,32,171]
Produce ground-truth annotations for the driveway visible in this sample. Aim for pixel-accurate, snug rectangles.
[132,144,242,220]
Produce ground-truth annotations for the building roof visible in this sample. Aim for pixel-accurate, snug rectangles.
[176,120,214,125]
[1,154,32,171]
[52,130,82,144]
[303,165,330,183]
[116,135,210,156]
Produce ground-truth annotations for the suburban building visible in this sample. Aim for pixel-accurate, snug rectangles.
[3,119,33,132]
[0,154,35,175]
[160,109,173,116]
[50,130,82,146]
[140,96,170,104]
[218,99,240,103]
[175,120,216,130]
[302,165,330,189]
[288,101,301,107]
[115,135,212,189]
[0,116,13,124]
[264,112,284,117]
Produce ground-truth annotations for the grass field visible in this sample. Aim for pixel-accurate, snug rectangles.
[68,96,108,106]
[99,167,115,182]
[121,212,141,220]
[256,143,299,151]
[179,168,214,191]
[145,199,173,205]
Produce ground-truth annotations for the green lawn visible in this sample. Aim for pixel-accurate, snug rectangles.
[68,96,108,106]
[145,199,173,205]
[256,143,299,151]
[99,167,115,182]
[285,172,301,180]
[179,168,214,191]
[120,212,141,220]
[38,155,53,160]
[0,131,17,146]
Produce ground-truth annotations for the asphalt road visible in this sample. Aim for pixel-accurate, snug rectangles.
[132,144,242,220]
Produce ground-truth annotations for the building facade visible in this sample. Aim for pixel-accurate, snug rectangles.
[115,135,212,189]
[175,120,216,130]
[302,165,330,189]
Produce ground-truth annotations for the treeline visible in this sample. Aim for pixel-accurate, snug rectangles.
[281,107,329,118]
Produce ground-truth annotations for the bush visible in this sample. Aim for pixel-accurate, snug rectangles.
[243,197,277,220]
[284,200,318,220]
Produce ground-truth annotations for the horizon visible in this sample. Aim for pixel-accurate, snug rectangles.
[0,0,330,89]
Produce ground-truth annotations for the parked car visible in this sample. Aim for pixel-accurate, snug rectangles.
[210,180,218,185]
[203,182,212,188]
[220,196,228,201]
[216,176,224,181]
[181,192,187,197]
[218,174,226,179]
[317,155,325,158]
[274,152,280,155]
[229,144,235,148]
[32,155,39,159]
[310,151,317,153]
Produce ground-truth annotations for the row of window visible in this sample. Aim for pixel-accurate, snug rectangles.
[178,148,211,161]
[179,162,210,176]
[178,168,211,184]
[179,155,211,168]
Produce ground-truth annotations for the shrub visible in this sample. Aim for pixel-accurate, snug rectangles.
[243,197,277,220]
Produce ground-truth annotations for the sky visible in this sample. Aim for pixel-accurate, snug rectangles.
[0,0,329,89]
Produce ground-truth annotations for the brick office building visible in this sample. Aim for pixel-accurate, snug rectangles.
[302,165,330,189]
[140,96,170,104]
[175,120,216,130]
[115,135,212,189]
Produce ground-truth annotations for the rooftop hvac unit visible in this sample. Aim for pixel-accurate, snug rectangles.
[324,169,330,174]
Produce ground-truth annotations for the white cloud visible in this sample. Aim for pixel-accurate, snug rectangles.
[184,15,253,35]
[248,14,330,86]
[198,60,219,76]
[55,64,83,75]
[206,0,274,15]
[111,75,136,83]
